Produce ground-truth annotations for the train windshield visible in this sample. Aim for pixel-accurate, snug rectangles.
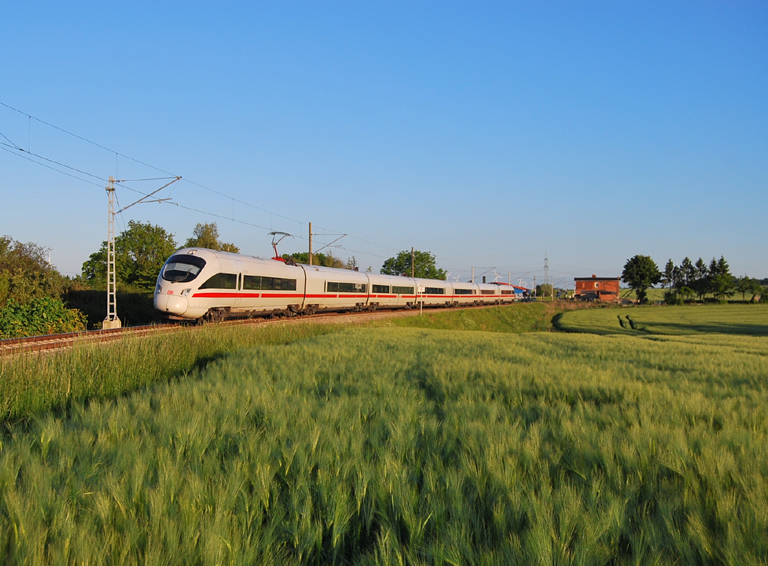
[162,254,207,283]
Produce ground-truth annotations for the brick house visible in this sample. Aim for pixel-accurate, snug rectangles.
[573,275,621,301]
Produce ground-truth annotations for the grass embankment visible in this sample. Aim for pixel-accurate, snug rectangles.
[556,303,768,336]
[375,301,584,333]
[0,322,340,422]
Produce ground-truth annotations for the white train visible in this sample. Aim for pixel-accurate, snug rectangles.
[154,248,517,322]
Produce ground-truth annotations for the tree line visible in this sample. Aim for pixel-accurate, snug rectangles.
[622,254,764,305]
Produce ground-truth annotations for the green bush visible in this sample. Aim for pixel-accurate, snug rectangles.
[63,289,161,329]
[0,297,87,339]
[664,290,684,305]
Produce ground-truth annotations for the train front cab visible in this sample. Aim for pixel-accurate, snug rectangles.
[155,249,216,320]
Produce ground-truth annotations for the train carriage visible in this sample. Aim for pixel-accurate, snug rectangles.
[450,282,478,305]
[414,277,453,307]
[367,274,411,310]
[155,248,517,323]
[492,282,518,303]
[476,283,502,305]
[303,265,370,313]
[237,257,306,316]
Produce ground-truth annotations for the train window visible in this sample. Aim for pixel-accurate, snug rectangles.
[481,290,495,295]
[262,277,297,291]
[327,282,367,293]
[454,288,473,295]
[242,275,260,290]
[199,272,237,290]
[392,286,414,295]
[162,255,206,283]
[424,287,444,294]
[372,284,390,294]
[501,290,513,295]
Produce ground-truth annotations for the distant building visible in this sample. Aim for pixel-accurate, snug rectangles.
[574,275,620,301]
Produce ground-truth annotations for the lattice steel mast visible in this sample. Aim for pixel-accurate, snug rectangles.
[103,177,121,329]
[103,175,180,329]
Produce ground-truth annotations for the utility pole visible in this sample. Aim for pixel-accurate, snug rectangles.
[103,177,120,329]
[308,222,313,265]
[471,266,475,283]
[411,247,415,278]
[533,275,537,297]
[508,272,511,285]
[544,250,549,287]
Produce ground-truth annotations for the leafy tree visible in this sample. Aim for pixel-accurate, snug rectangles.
[82,221,177,293]
[687,257,709,301]
[381,250,446,280]
[184,222,240,253]
[735,275,756,301]
[679,286,696,303]
[0,235,66,307]
[621,255,661,304]
[671,265,683,289]
[694,257,708,280]
[662,259,675,289]
[536,283,554,299]
[708,256,735,302]
[680,257,695,287]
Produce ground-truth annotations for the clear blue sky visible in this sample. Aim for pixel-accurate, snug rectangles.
[2,1,766,287]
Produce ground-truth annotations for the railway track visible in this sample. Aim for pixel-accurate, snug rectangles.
[0,324,180,356]
[0,303,500,356]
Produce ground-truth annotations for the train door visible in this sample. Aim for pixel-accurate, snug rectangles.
[233,260,243,310]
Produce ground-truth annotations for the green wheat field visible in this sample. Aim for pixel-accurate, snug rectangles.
[0,303,767,564]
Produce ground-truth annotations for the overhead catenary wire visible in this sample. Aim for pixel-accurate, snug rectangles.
[0,141,108,183]
[0,144,104,188]
[1,101,530,276]
[0,129,20,149]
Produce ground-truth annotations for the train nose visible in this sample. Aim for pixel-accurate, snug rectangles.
[154,292,188,316]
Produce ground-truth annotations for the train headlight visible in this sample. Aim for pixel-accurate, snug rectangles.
[155,284,162,295]
[181,288,191,297]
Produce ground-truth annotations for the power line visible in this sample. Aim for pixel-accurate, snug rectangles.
[0,141,107,183]
[0,144,103,187]
[1,101,508,273]
[0,101,176,178]
[0,129,20,149]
